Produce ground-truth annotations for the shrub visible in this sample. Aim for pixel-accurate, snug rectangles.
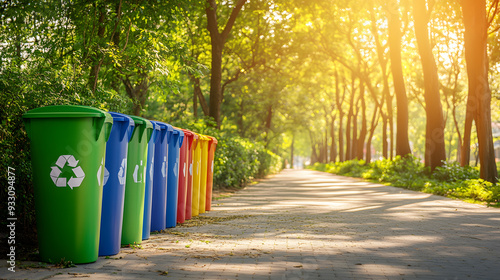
[433,161,479,182]
[308,157,498,206]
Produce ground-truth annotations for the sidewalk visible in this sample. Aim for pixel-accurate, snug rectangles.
[2,169,500,279]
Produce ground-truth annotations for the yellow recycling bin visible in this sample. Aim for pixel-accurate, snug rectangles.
[198,135,211,214]
[191,134,202,217]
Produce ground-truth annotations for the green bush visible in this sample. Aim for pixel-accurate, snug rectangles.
[178,119,282,189]
[213,136,282,188]
[433,161,479,182]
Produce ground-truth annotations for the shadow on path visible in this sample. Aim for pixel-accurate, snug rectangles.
[2,169,500,279]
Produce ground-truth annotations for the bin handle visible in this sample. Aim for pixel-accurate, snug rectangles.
[146,126,153,143]
[120,119,135,143]
[94,117,113,142]
[159,127,168,144]
[179,134,185,147]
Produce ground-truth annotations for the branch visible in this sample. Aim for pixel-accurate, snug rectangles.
[221,68,243,97]
[189,73,210,116]
[488,0,499,27]
[206,0,219,42]
[221,0,247,41]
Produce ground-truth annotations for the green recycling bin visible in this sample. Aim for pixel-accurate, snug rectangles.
[121,115,153,245]
[22,105,113,264]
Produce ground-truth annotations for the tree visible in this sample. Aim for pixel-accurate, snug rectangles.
[206,0,247,128]
[460,0,498,182]
[386,0,412,157]
[412,0,447,170]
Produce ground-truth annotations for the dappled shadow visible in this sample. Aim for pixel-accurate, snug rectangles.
[5,169,500,279]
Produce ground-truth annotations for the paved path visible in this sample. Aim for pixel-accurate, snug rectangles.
[3,169,500,279]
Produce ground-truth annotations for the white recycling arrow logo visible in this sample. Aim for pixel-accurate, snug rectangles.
[189,163,193,176]
[50,155,85,190]
[161,156,167,178]
[149,156,154,181]
[118,158,127,185]
[133,160,145,183]
[211,160,214,174]
[97,158,109,187]
[183,162,186,178]
[173,158,179,177]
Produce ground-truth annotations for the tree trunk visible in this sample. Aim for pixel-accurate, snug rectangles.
[366,104,380,163]
[335,71,345,162]
[461,0,498,182]
[330,114,337,163]
[123,74,149,116]
[382,114,388,158]
[345,76,356,161]
[88,5,107,94]
[461,113,473,166]
[413,0,447,171]
[356,82,367,160]
[387,3,412,157]
[206,0,247,129]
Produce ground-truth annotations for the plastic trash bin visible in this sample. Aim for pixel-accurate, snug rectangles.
[23,105,112,263]
[166,128,184,228]
[191,133,202,217]
[142,121,160,240]
[150,121,173,231]
[198,135,211,214]
[121,116,153,245]
[99,112,134,256]
[185,132,198,220]
[177,129,194,224]
[205,136,218,211]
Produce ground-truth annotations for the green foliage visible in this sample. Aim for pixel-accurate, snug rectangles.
[171,118,282,189]
[432,161,480,182]
[309,158,499,206]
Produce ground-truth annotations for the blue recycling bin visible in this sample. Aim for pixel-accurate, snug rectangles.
[150,122,173,231]
[166,128,184,228]
[99,112,135,256]
[142,121,160,240]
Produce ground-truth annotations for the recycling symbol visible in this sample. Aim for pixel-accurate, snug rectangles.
[50,155,85,190]
[97,158,109,187]
[189,163,193,176]
[149,156,154,181]
[173,158,179,177]
[211,160,214,173]
[118,158,127,185]
[161,156,167,178]
[183,162,187,178]
[133,160,145,183]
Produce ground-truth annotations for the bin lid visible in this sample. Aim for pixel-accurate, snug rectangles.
[191,131,199,150]
[130,115,154,129]
[152,121,173,144]
[129,115,154,143]
[109,112,135,142]
[208,136,218,145]
[23,105,113,124]
[149,120,161,144]
[177,129,184,147]
[198,134,211,141]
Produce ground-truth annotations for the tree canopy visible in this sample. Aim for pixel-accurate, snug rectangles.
[2,0,500,181]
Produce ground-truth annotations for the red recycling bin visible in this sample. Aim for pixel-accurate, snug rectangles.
[177,129,194,224]
[205,136,218,211]
[184,131,198,220]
